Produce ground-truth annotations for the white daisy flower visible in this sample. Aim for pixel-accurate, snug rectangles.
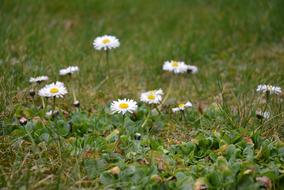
[187,65,198,74]
[59,66,79,76]
[110,99,137,115]
[154,89,164,96]
[93,35,120,51]
[256,84,282,95]
[29,76,49,83]
[163,60,188,74]
[38,81,68,98]
[172,101,192,112]
[256,110,270,119]
[140,89,164,104]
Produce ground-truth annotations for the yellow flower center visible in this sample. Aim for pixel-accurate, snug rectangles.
[147,94,156,100]
[102,38,110,44]
[178,103,185,108]
[119,103,129,109]
[50,87,59,94]
[171,61,179,67]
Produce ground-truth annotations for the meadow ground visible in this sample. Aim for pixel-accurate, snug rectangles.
[1,0,284,189]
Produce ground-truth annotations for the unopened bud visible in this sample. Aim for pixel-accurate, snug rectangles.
[134,133,141,140]
[19,117,28,126]
[109,166,120,175]
[256,111,270,120]
[29,89,35,98]
[73,100,80,108]
[52,110,59,117]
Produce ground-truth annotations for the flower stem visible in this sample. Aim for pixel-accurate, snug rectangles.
[106,49,109,66]
[161,76,173,106]
[141,110,151,128]
[122,114,126,128]
[181,110,187,124]
[31,95,35,107]
[41,97,45,109]
[69,74,77,102]
[53,97,56,114]
[72,88,77,102]
[264,91,270,112]
[191,77,201,96]
[121,114,127,135]
[155,106,162,115]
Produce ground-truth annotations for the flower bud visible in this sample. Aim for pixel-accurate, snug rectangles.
[29,89,35,98]
[73,100,80,108]
[134,133,141,140]
[19,117,28,126]
[109,166,120,175]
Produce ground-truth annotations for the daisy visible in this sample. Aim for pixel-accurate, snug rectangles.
[256,84,282,95]
[256,111,270,119]
[38,81,68,98]
[187,65,198,74]
[45,110,59,117]
[110,99,137,115]
[140,89,164,104]
[59,66,79,103]
[163,60,188,74]
[29,76,49,83]
[93,35,120,51]
[59,66,79,76]
[172,101,192,112]
[154,89,164,96]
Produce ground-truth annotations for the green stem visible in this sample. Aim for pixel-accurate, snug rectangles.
[69,74,77,102]
[53,97,56,114]
[72,88,77,102]
[41,97,45,109]
[263,92,270,112]
[161,76,173,106]
[31,95,35,107]
[106,49,109,66]
[155,106,162,115]
[122,114,126,129]
[141,110,151,128]
[181,110,187,124]
[191,77,201,96]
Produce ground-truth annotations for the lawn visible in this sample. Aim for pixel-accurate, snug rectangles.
[0,0,284,189]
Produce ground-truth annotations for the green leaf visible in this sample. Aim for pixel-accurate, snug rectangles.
[99,172,115,185]
[243,144,254,161]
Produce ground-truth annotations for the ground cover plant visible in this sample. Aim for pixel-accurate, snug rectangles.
[1,0,284,189]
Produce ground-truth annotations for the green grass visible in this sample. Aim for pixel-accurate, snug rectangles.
[1,0,284,189]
